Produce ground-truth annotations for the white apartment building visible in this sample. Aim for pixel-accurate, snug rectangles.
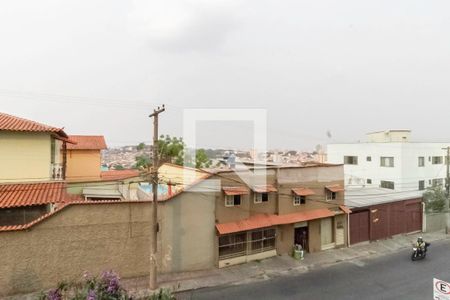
[327,130,450,191]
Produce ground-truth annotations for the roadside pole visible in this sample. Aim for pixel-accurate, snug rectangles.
[149,105,165,290]
[443,146,450,234]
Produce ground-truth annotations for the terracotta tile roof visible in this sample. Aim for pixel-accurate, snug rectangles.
[252,184,278,193]
[0,182,67,208]
[216,208,335,235]
[325,184,345,193]
[292,187,316,196]
[275,209,335,225]
[222,186,250,196]
[339,205,352,214]
[100,170,141,181]
[0,112,68,138]
[67,135,107,150]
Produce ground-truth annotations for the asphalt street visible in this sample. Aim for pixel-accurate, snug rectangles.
[177,239,450,300]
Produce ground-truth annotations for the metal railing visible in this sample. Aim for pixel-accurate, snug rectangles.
[51,163,64,180]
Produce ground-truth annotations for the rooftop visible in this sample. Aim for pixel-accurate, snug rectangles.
[345,187,423,208]
[0,112,68,139]
[0,182,68,208]
[67,135,107,150]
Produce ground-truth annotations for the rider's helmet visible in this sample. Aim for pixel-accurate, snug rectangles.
[417,236,423,243]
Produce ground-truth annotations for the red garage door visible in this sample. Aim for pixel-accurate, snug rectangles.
[350,210,370,245]
[406,202,422,233]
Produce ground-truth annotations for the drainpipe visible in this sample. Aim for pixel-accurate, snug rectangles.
[347,212,351,247]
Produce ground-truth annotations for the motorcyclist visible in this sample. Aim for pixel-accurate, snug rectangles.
[415,237,426,254]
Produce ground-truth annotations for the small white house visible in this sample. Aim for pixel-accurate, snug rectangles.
[327,130,450,191]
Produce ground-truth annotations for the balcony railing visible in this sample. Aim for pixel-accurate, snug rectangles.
[51,163,64,180]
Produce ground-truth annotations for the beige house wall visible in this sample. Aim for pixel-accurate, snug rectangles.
[0,195,216,296]
[66,149,102,182]
[0,132,53,182]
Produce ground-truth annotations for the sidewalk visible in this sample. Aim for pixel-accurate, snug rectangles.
[124,230,450,298]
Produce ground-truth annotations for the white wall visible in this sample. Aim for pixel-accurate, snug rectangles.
[327,143,449,191]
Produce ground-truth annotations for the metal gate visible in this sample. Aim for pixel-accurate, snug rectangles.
[350,210,369,245]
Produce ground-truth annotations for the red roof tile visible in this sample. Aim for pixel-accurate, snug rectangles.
[252,184,278,193]
[325,184,345,193]
[0,112,68,138]
[100,170,141,181]
[292,187,316,196]
[0,182,67,208]
[67,135,107,150]
[223,186,249,196]
[216,208,335,235]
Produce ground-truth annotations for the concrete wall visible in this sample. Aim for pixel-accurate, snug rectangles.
[425,212,449,233]
[66,149,102,182]
[0,197,216,296]
[0,132,52,182]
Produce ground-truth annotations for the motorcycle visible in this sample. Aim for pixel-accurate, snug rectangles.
[411,242,430,261]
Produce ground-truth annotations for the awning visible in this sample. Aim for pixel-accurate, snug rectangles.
[325,184,344,193]
[0,182,67,208]
[339,205,352,214]
[222,186,249,196]
[275,209,335,225]
[292,187,316,196]
[216,208,335,235]
[252,184,278,193]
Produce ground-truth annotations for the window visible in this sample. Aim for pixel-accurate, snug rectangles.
[366,156,372,162]
[419,180,425,191]
[326,190,337,201]
[249,228,276,255]
[432,178,444,187]
[380,157,394,167]
[380,180,395,190]
[367,179,372,184]
[254,193,269,203]
[432,156,443,164]
[225,195,241,207]
[418,157,425,167]
[293,195,306,206]
[219,232,247,259]
[344,156,358,165]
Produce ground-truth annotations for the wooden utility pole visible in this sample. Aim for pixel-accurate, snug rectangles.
[149,104,165,290]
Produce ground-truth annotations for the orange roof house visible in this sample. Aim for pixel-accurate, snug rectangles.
[65,135,107,182]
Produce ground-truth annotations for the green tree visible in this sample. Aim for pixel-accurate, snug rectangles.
[423,185,447,213]
[134,154,150,169]
[195,149,212,168]
[157,135,185,165]
[113,164,125,170]
[137,142,145,151]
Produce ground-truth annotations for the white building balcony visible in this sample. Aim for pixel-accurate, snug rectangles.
[51,163,64,180]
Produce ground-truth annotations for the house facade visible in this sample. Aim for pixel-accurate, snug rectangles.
[327,130,450,191]
[212,164,349,268]
[66,135,107,182]
[0,112,71,226]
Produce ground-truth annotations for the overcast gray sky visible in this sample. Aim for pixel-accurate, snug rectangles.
[1,0,450,150]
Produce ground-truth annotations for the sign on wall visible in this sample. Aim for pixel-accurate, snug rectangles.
[434,278,450,300]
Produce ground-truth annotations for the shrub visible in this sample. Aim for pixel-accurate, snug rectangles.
[39,271,131,300]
